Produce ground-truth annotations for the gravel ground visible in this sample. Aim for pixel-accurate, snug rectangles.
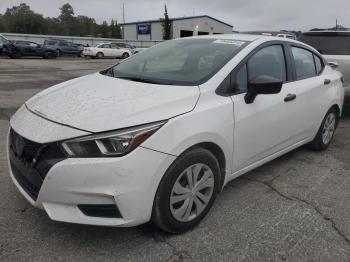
[0,57,350,262]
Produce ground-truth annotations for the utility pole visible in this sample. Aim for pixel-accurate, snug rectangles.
[336,19,338,30]
[122,3,125,39]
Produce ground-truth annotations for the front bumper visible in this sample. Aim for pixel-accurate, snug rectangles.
[8,109,176,227]
[82,50,96,56]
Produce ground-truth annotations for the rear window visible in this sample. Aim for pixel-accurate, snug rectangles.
[299,33,350,55]
[45,40,57,45]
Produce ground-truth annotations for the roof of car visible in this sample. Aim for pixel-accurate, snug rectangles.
[302,31,350,36]
[188,33,299,43]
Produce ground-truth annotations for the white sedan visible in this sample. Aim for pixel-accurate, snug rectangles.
[83,43,132,59]
[8,35,344,233]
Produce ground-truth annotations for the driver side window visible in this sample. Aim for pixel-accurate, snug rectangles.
[248,45,286,82]
[231,45,286,93]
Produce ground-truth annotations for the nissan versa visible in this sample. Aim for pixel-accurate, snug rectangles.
[7,35,345,233]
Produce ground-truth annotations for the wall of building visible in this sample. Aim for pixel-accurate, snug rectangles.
[123,22,163,41]
[172,17,232,39]
[1,33,162,47]
[123,16,233,41]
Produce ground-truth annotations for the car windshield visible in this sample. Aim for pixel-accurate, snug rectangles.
[108,38,249,85]
[299,32,350,55]
[0,35,8,46]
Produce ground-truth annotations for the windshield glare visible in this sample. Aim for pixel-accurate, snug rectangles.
[110,38,249,85]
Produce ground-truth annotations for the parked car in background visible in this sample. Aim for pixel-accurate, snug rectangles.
[241,31,297,40]
[83,43,132,59]
[0,34,8,55]
[111,42,137,54]
[43,39,83,57]
[3,40,57,59]
[133,47,148,54]
[8,35,344,233]
[299,31,350,109]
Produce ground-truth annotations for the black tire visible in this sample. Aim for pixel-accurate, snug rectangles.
[122,52,130,59]
[152,147,221,233]
[56,49,62,57]
[10,51,22,59]
[77,51,83,57]
[308,107,339,151]
[43,52,55,59]
[96,52,104,59]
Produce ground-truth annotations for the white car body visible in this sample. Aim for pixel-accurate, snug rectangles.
[8,35,344,229]
[83,42,132,58]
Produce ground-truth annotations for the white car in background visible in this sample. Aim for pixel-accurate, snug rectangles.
[83,43,132,59]
[8,35,344,233]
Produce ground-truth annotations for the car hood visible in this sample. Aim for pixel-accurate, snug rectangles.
[26,73,200,133]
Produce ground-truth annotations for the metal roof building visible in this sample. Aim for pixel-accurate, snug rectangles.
[121,15,233,41]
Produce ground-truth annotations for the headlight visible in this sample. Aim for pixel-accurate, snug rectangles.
[61,121,166,157]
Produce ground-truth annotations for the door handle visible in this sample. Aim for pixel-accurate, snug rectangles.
[324,79,331,85]
[284,93,296,102]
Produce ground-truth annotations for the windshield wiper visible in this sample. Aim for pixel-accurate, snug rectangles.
[116,76,169,85]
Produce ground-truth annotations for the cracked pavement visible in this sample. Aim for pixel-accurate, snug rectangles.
[1,57,350,262]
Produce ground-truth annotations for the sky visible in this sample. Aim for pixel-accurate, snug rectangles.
[1,0,349,31]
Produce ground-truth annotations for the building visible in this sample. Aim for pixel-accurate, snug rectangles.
[121,15,233,41]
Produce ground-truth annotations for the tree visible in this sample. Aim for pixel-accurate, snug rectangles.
[0,3,125,38]
[100,21,109,38]
[161,5,171,40]
[3,3,46,34]
[0,14,4,32]
[110,19,122,39]
[58,3,75,35]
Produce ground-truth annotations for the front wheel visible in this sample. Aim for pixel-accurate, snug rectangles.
[308,107,338,151]
[96,52,104,59]
[152,147,220,233]
[10,51,22,59]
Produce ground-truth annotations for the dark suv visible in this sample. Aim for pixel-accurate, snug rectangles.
[4,40,57,59]
[43,39,83,57]
[299,31,350,110]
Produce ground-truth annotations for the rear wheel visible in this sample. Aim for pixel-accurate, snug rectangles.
[96,52,104,59]
[152,147,220,233]
[10,51,22,59]
[308,107,338,151]
[122,52,130,59]
[43,52,55,59]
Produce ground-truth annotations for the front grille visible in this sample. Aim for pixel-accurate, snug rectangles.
[9,129,66,201]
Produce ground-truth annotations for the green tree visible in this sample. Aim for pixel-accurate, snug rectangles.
[58,3,75,35]
[161,5,171,40]
[0,14,4,32]
[3,3,46,34]
[109,19,122,39]
[100,21,109,38]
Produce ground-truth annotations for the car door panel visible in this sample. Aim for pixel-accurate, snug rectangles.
[231,82,298,172]
[230,44,299,172]
[289,46,334,141]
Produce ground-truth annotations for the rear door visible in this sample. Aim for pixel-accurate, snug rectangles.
[110,43,123,57]
[289,45,337,140]
[230,43,299,172]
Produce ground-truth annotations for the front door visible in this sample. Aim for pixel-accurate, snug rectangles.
[230,44,298,173]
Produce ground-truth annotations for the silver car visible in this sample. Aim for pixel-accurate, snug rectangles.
[299,31,350,110]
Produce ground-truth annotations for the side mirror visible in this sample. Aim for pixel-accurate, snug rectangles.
[244,75,283,104]
[328,62,339,69]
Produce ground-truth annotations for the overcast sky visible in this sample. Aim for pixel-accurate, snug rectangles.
[1,0,349,31]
